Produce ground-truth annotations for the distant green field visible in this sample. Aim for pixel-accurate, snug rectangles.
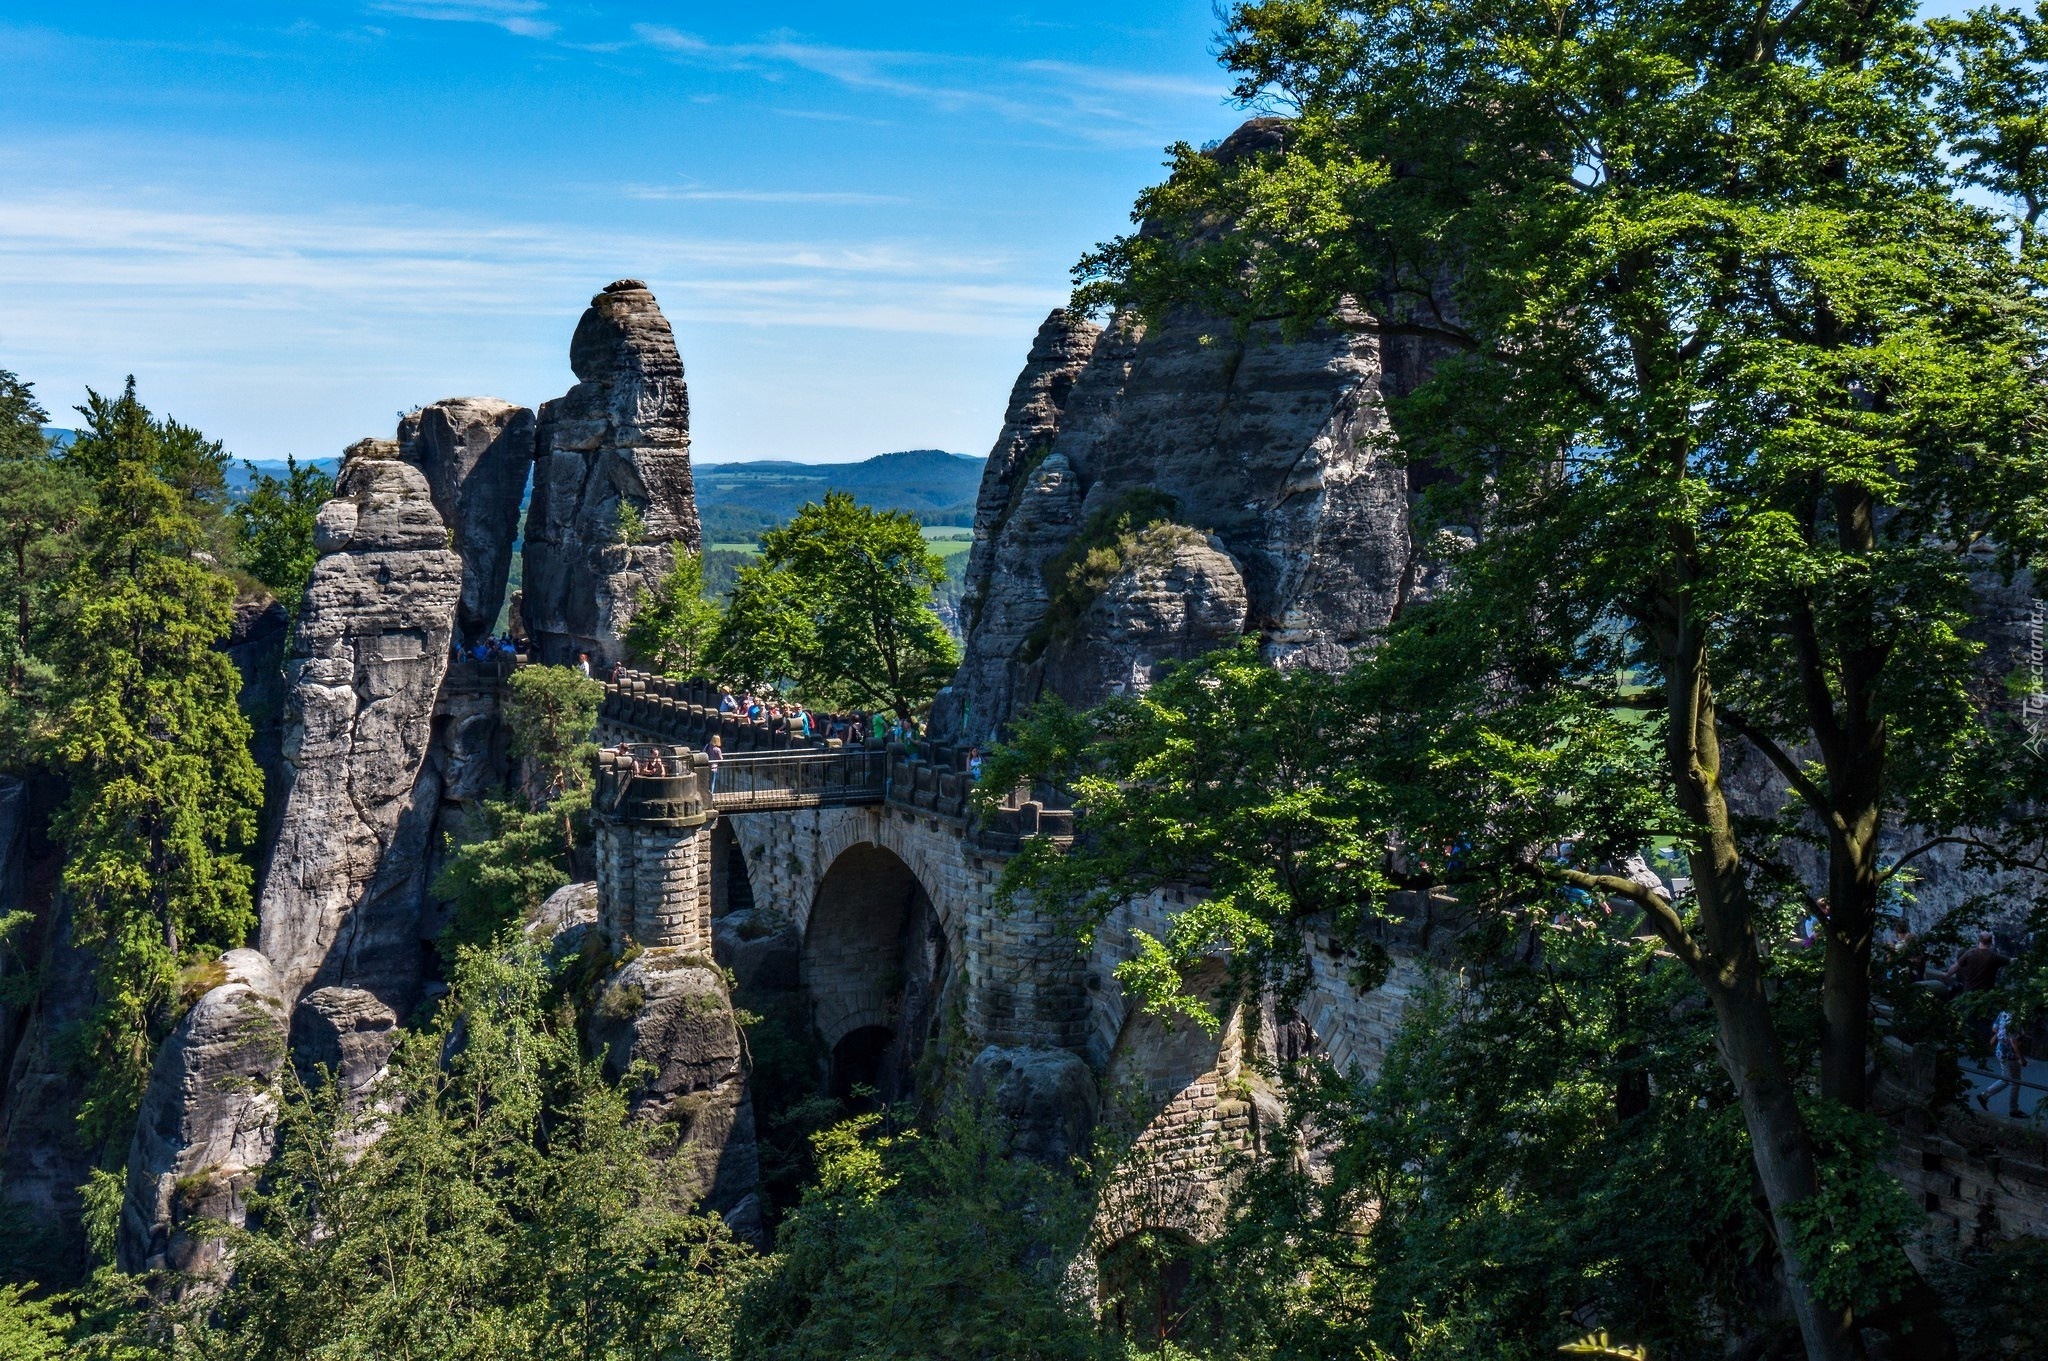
[707,529,972,560]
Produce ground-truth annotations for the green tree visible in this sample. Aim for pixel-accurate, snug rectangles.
[232,455,335,617]
[1070,1,2048,1352]
[433,666,603,955]
[734,1102,1108,1361]
[503,664,603,857]
[1932,2,2048,259]
[72,940,759,1360]
[0,371,88,740]
[1137,928,1771,1361]
[0,1282,70,1360]
[433,800,574,958]
[626,550,722,677]
[712,494,958,724]
[44,385,263,1150]
[65,377,235,563]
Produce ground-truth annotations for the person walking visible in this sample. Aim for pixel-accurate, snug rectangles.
[705,735,723,795]
[1945,931,2011,994]
[576,651,592,678]
[872,710,889,746]
[1978,1011,2027,1118]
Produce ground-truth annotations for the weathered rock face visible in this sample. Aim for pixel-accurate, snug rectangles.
[524,280,700,669]
[1040,527,1249,708]
[943,282,1416,740]
[0,899,92,1277]
[937,309,1102,741]
[586,949,758,1220]
[258,442,462,1014]
[398,397,536,646]
[289,986,400,1108]
[118,950,288,1275]
[969,1044,1099,1163]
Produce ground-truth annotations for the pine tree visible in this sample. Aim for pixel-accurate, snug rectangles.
[46,382,262,1150]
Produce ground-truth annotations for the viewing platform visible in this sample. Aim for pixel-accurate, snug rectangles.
[597,669,1073,843]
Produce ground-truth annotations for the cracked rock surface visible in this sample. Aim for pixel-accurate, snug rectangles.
[524,280,701,668]
[118,950,288,1275]
[257,441,461,1015]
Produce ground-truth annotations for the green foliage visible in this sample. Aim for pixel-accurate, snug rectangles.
[1027,490,1188,657]
[1066,0,2048,1349]
[504,664,603,856]
[77,1169,123,1270]
[626,550,723,677]
[0,371,89,754]
[434,666,600,958]
[613,499,648,546]
[711,493,958,723]
[230,455,335,616]
[734,1102,1109,1361]
[1931,2,2048,257]
[1119,931,1766,1361]
[985,643,1394,1027]
[73,939,760,1360]
[432,799,575,957]
[37,381,262,1152]
[0,1281,71,1361]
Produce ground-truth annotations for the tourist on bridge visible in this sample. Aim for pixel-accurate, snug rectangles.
[576,651,592,677]
[720,689,739,715]
[1977,1011,2027,1118]
[871,711,888,746]
[706,735,723,793]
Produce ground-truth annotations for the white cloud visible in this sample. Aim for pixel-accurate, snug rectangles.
[367,0,557,39]
[629,24,1229,147]
[0,187,1057,344]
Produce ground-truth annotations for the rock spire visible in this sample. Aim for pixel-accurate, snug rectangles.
[523,279,701,668]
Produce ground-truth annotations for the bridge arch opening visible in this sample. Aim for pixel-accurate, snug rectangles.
[802,842,949,1104]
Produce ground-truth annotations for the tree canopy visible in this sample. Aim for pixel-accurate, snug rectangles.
[1044,0,2048,1354]
[712,493,958,722]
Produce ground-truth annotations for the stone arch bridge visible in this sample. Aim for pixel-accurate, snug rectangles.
[592,670,1415,1239]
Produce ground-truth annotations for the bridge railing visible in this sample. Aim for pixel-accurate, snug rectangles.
[709,749,887,812]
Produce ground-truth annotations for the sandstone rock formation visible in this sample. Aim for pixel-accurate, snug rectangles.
[118,950,288,1274]
[1040,526,1249,708]
[524,280,700,668]
[224,594,291,819]
[258,441,462,1014]
[969,1044,1099,1162]
[0,898,93,1275]
[398,397,536,646]
[289,986,400,1109]
[586,949,759,1225]
[526,880,599,951]
[941,283,1415,741]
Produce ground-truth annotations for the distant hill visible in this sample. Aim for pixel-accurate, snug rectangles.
[229,457,341,494]
[694,449,984,546]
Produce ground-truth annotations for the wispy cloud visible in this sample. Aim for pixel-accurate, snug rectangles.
[368,0,557,39]
[622,184,907,205]
[0,188,1054,339]
[629,24,1227,147]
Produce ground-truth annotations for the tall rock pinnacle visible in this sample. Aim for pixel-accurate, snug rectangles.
[522,279,701,667]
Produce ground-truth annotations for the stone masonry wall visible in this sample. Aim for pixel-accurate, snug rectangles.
[594,818,713,954]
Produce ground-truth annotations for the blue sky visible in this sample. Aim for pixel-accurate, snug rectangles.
[0,3,1248,463]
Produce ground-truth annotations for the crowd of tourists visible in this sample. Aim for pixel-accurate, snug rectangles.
[452,633,520,664]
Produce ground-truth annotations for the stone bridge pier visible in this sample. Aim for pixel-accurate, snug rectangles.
[591,746,716,954]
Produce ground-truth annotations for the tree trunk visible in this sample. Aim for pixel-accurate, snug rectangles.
[1704,963,1856,1358]
[1657,620,1861,1361]
[1820,806,1881,1110]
